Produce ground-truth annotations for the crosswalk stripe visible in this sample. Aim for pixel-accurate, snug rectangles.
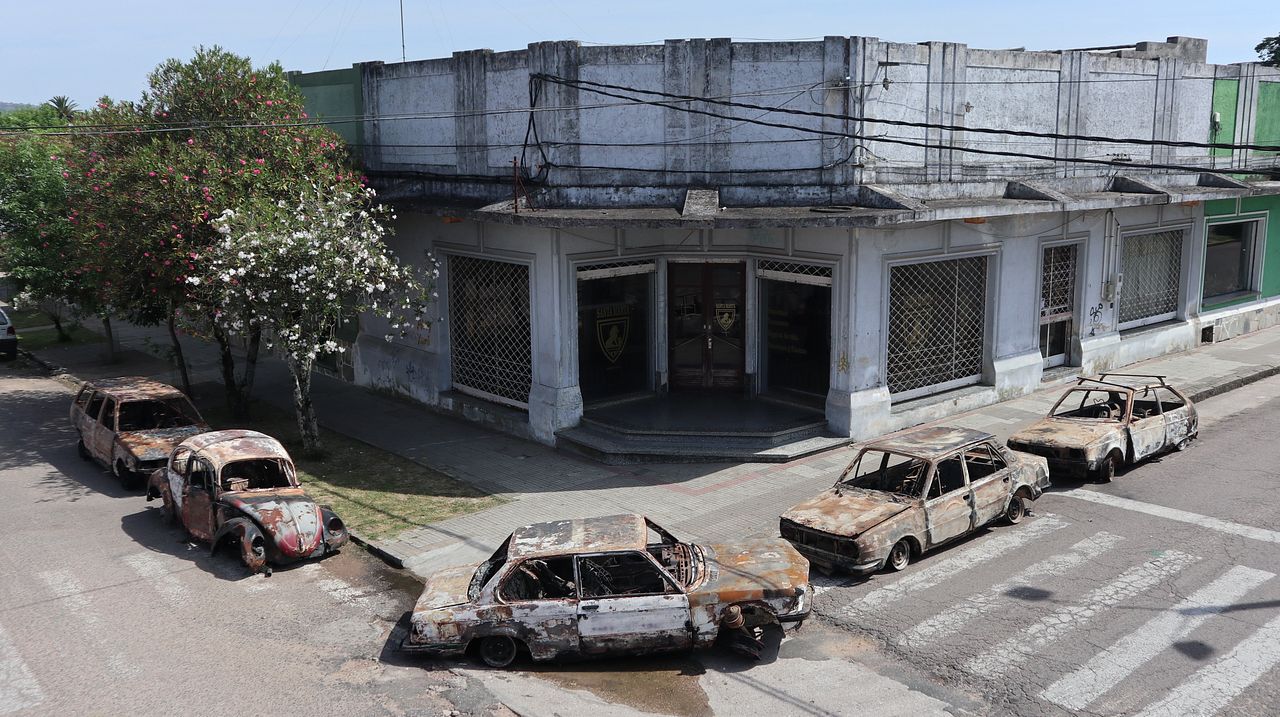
[39,570,135,678]
[0,623,43,715]
[965,550,1200,675]
[844,515,1069,617]
[897,531,1124,649]
[1134,611,1280,717]
[122,552,188,607]
[1059,489,1280,544]
[1040,564,1274,712]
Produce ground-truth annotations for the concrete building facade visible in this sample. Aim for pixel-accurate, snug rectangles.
[293,35,1280,452]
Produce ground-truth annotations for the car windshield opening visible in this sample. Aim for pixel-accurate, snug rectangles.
[117,398,200,431]
[219,458,295,491]
[837,449,928,499]
[1051,388,1127,421]
[499,556,576,601]
[470,537,511,601]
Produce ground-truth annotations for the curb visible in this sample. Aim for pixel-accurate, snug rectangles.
[1186,364,1280,404]
[18,348,67,376]
[348,529,408,570]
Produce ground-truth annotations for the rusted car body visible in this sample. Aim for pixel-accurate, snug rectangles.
[146,429,348,573]
[402,514,811,667]
[1006,374,1198,482]
[71,377,208,488]
[780,426,1050,575]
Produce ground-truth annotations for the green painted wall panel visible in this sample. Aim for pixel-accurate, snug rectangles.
[1257,81,1280,157]
[1243,195,1280,298]
[289,68,363,154]
[1211,80,1239,157]
[1205,198,1238,217]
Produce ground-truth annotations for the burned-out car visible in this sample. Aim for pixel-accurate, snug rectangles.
[402,514,810,667]
[780,426,1049,575]
[146,429,348,573]
[1006,374,1198,482]
[71,377,209,488]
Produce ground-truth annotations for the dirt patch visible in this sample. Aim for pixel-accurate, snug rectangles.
[527,653,712,717]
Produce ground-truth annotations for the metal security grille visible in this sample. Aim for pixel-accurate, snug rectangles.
[448,256,532,408]
[1040,244,1078,322]
[887,257,987,398]
[1119,230,1184,328]
[575,259,656,280]
[757,260,834,287]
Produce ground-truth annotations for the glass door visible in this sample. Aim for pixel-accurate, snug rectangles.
[668,262,745,390]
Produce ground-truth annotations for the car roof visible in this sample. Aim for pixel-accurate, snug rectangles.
[82,377,187,402]
[863,425,996,460]
[507,514,648,559]
[1074,373,1174,392]
[180,429,291,468]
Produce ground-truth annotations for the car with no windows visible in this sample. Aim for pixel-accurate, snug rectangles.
[402,514,811,667]
[780,426,1050,575]
[71,377,208,488]
[146,429,349,574]
[1006,374,1198,482]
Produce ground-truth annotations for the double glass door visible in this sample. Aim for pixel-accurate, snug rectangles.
[668,262,745,390]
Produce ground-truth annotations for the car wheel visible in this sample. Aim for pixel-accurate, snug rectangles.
[1097,454,1119,484]
[886,540,912,572]
[113,460,141,490]
[1004,495,1027,524]
[1174,436,1192,452]
[77,439,91,461]
[478,635,519,668]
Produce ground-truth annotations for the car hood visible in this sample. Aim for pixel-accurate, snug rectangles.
[220,489,322,559]
[1009,418,1117,449]
[781,488,912,538]
[689,538,809,605]
[413,563,477,614]
[118,426,206,462]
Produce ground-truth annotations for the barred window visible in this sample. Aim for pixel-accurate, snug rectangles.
[757,260,833,287]
[1119,230,1184,328]
[887,257,988,399]
[448,256,532,408]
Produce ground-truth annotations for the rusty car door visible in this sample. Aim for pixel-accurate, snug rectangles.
[923,454,974,547]
[76,389,104,455]
[181,456,217,540]
[965,443,1012,526]
[1155,387,1193,447]
[575,552,692,655]
[90,396,117,464]
[1126,388,1165,461]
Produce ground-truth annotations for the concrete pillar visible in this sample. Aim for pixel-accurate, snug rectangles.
[527,230,583,444]
[1235,63,1261,172]
[1055,52,1091,178]
[987,221,1045,395]
[453,49,491,176]
[663,38,733,185]
[924,42,967,183]
[528,41,583,186]
[827,229,891,438]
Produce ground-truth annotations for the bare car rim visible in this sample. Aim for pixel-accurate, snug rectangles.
[887,540,911,572]
[1005,495,1026,524]
[479,636,518,668]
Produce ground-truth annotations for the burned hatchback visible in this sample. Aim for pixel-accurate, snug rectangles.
[780,426,1049,575]
[1006,374,1198,482]
[402,514,811,667]
[146,429,348,573]
[71,377,208,488]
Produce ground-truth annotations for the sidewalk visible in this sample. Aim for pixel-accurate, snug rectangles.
[23,316,1280,578]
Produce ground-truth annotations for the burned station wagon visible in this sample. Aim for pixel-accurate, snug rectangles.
[780,426,1049,575]
[1006,374,1198,482]
[71,377,208,488]
[146,429,349,574]
[402,514,811,667]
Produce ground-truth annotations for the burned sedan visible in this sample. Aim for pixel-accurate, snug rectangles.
[780,426,1049,575]
[1006,374,1198,482]
[71,377,209,488]
[402,514,810,667]
[146,430,348,573]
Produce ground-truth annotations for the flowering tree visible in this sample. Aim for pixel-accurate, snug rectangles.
[207,182,435,453]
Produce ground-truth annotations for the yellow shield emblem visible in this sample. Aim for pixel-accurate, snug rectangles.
[715,303,737,333]
[596,313,630,364]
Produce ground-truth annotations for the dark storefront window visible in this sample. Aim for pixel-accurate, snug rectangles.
[1203,221,1258,302]
[763,279,831,397]
[578,273,651,401]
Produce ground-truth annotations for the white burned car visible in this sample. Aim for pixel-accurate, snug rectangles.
[402,514,811,667]
[1007,374,1198,482]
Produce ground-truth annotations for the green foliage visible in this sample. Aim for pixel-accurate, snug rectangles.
[1259,34,1280,66]
[46,96,78,122]
[0,104,61,129]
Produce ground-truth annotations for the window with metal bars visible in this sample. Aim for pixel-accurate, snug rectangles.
[448,255,533,408]
[1118,230,1184,329]
[887,256,988,399]
[756,260,834,287]
[1040,244,1078,323]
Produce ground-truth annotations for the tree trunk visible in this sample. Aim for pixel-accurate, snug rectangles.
[237,326,262,410]
[166,306,192,397]
[212,322,247,418]
[101,315,116,363]
[289,356,321,456]
[49,312,69,342]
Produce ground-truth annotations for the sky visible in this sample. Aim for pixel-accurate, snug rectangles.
[1,0,1273,107]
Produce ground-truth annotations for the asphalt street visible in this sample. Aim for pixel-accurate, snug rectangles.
[0,364,967,717]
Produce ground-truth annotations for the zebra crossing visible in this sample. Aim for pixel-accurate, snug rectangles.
[820,513,1280,716]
